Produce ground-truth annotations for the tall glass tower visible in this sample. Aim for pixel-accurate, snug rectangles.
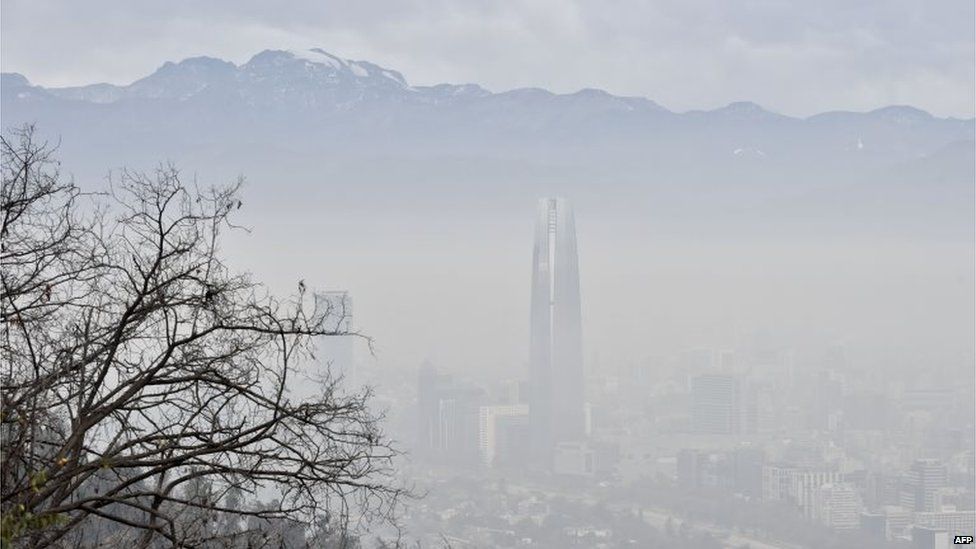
[529,198,584,461]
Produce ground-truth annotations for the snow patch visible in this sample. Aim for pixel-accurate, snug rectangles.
[349,62,369,78]
[287,49,343,69]
[381,70,406,85]
[733,147,766,157]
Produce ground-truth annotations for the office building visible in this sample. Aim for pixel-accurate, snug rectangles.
[912,526,950,549]
[862,505,913,541]
[417,366,484,464]
[553,441,594,476]
[901,459,948,512]
[529,198,585,463]
[913,510,975,538]
[478,404,529,467]
[690,374,753,434]
[791,469,844,518]
[814,483,862,530]
[733,446,765,498]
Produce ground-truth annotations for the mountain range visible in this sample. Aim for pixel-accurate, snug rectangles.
[3,48,972,151]
[1,48,973,242]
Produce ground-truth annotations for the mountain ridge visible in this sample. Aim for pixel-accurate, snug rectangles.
[3,48,971,122]
[2,47,973,200]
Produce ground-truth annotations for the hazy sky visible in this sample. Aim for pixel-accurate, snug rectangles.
[2,0,973,117]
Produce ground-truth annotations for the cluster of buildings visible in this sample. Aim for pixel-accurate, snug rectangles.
[417,198,597,475]
[404,198,973,548]
[325,198,974,548]
[664,370,974,548]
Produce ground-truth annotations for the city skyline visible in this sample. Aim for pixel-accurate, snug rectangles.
[2,3,971,544]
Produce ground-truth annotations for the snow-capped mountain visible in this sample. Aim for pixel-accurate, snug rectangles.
[3,48,971,148]
[1,48,972,240]
[31,50,412,108]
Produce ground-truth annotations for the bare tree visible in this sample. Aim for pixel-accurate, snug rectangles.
[1,126,403,548]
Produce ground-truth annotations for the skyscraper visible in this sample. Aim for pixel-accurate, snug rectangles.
[478,404,529,467]
[416,365,484,465]
[529,198,585,462]
[814,483,862,530]
[900,458,948,512]
[690,373,754,434]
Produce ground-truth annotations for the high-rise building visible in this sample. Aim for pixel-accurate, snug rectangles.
[495,378,527,406]
[417,365,454,453]
[529,198,585,462]
[791,469,844,519]
[814,369,846,431]
[911,526,950,549]
[478,404,529,467]
[677,449,707,489]
[493,411,531,468]
[733,446,765,498]
[913,510,975,538]
[764,463,845,519]
[553,441,595,476]
[417,365,484,465]
[763,464,794,502]
[676,449,733,490]
[861,506,913,541]
[814,483,862,530]
[690,374,753,434]
[901,459,948,512]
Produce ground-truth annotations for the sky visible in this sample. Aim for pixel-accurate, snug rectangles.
[1,0,974,117]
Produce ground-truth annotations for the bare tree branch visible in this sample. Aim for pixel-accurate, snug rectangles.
[1,125,405,548]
